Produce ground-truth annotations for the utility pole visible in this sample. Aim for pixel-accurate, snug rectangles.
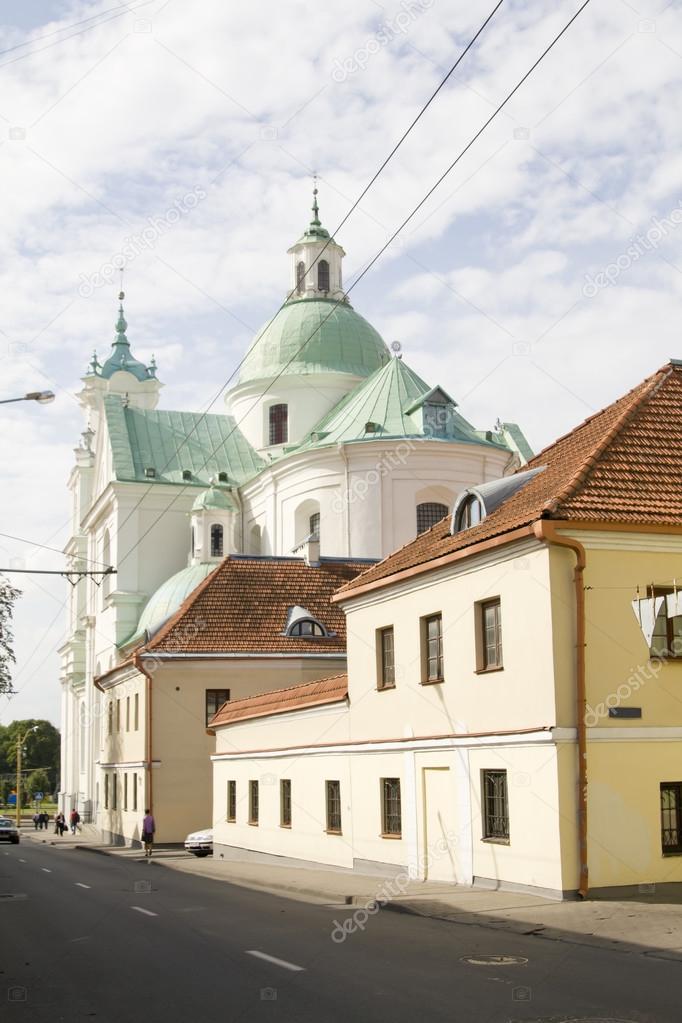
[15,725,38,828]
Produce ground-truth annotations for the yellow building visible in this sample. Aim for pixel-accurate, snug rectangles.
[210,360,682,897]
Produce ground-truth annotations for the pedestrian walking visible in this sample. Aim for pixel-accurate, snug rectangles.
[69,808,80,835]
[32,812,40,830]
[141,809,155,858]
[39,811,48,830]
[55,812,66,836]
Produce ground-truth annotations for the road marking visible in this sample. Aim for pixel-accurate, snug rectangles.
[41,868,52,873]
[246,950,305,972]
[18,858,26,863]
[75,883,91,889]
[131,906,158,917]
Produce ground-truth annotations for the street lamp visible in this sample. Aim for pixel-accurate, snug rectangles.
[15,725,39,828]
[0,391,55,406]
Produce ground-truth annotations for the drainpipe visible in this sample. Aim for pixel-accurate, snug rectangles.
[533,520,588,898]
[133,652,154,816]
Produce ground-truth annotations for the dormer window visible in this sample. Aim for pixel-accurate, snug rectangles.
[318,259,330,293]
[284,604,331,639]
[210,524,224,558]
[457,494,483,530]
[296,261,306,295]
[269,403,288,445]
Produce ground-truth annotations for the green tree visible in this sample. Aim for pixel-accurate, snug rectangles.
[0,576,21,695]
[0,720,61,792]
[26,768,52,800]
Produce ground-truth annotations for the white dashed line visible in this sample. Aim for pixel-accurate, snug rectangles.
[75,883,91,889]
[246,950,305,972]
[41,868,52,873]
[131,906,157,917]
[18,858,26,863]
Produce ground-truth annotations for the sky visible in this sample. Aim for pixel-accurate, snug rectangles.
[0,0,681,727]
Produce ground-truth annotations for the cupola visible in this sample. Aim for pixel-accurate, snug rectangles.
[189,482,238,565]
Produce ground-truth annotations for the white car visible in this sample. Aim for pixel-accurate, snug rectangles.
[184,828,213,857]
[0,817,20,844]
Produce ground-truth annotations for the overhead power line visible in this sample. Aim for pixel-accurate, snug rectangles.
[114,0,593,571]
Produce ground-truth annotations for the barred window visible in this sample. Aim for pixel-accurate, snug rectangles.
[296,260,306,295]
[378,627,395,689]
[325,780,342,833]
[422,613,443,682]
[416,502,448,535]
[206,689,230,726]
[210,524,224,558]
[280,779,292,828]
[249,780,259,825]
[269,403,288,445]
[227,780,236,823]
[381,778,401,836]
[482,769,509,842]
[661,782,682,853]
[318,259,330,292]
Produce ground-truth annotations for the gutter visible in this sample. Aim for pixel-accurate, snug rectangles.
[533,520,588,898]
[133,650,154,817]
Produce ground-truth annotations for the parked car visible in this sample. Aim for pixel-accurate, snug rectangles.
[184,828,213,857]
[0,817,20,844]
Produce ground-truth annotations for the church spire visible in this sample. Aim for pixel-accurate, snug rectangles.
[311,177,321,228]
[96,290,158,383]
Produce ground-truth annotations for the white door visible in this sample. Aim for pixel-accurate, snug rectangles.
[423,767,458,883]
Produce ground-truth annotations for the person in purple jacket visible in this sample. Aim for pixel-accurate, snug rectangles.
[141,809,155,858]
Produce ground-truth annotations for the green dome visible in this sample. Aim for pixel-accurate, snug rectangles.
[135,563,216,639]
[192,486,237,512]
[239,298,390,384]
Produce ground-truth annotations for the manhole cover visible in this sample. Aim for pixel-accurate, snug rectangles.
[461,954,528,966]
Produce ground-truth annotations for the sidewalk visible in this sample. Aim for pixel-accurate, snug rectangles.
[31,825,682,961]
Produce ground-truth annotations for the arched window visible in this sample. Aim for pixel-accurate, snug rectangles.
[318,259,330,292]
[288,619,326,637]
[210,524,224,558]
[416,502,449,534]
[269,403,288,445]
[296,261,306,295]
[309,511,320,540]
[456,494,483,531]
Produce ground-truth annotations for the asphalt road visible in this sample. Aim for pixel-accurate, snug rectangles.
[0,839,679,1023]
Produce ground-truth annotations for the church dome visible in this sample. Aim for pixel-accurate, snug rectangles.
[192,485,237,512]
[238,298,390,384]
[134,563,216,639]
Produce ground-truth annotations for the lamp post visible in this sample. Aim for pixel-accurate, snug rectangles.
[15,725,39,828]
[0,391,55,406]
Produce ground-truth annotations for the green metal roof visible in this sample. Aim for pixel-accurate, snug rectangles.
[122,562,216,647]
[192,485,237,512]
[97,303,156,383]
[238,298,390,384]
[103,396,265,486]
[295,357,513,450]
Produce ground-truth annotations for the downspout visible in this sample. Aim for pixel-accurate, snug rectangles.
[133,652,154,816]
[533,520,588,898]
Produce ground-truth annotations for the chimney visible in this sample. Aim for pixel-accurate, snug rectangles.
[304,537,321,567]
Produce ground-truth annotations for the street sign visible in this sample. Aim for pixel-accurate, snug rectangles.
[33,792,44,801]
[7,794,16,805]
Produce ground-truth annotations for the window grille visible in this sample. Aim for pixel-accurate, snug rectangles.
[381,778,401,836]
[325,780,342,833]
[210,524,224,558]
[269,403,288,445]
[249,780,259,824]
[309,511,320,540]
[227,781,236,822]
[280,779,292,827]
[416,502,448,534]
[206,689,230,726]
[482,769,509,841]
[661,782,682,853]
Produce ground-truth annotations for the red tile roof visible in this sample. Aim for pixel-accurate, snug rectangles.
[338,361,682,597]
[142,556,370,654]
[208,673,348,728]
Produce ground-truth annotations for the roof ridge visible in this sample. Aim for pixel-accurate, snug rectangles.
[543,366,671,515]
